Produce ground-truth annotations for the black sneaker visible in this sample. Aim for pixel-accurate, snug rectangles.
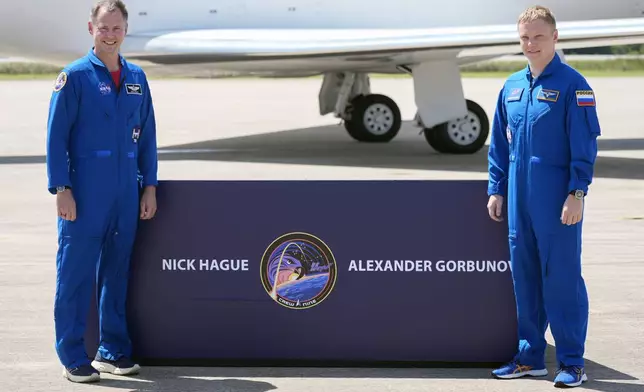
[62,364,100,383]
[91,356,141,376]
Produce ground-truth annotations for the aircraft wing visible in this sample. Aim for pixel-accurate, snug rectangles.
[124,17,644,71]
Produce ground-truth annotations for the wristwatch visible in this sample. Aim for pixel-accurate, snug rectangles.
[56,186,69,194]
[570,189,585,200]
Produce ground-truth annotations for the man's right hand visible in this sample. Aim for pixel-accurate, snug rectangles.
[487,194,504,222]
[57,190,76,221]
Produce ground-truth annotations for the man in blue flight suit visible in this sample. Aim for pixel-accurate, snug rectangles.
[486,6,600,389]
[46,0,158,383]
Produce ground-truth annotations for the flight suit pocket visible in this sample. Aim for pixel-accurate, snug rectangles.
[532,104,551,126]
[507,125,515,159]
[530,98,566,163]
[508,232,517,273]
[125,92,142,135]
[127,110,141,131]
[507,108,524,131]
[506,115,521,162]
[124,89,143,115]
[127,108,142,147]
[124,111,141,183]
[67,151,116,237]
[528,159,568,234]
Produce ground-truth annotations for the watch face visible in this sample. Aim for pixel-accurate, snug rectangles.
[575,190,584,199]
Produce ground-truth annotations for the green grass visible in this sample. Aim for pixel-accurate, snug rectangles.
[461,70,644,78]
[0,73,194,80]
[0,62,62,76]
[3,59,644,80]
[3,71,643,81]
[0,73,59,80]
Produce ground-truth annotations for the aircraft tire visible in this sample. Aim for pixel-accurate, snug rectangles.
[344,94,401,142]
[424,130,450,153]
[423,99,489,154]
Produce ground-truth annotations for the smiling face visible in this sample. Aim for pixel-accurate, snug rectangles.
[516,6,558,74]
[518,19,558,67]
[88,6,127,57]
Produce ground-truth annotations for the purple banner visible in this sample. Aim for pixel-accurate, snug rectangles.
[85,180,517,364]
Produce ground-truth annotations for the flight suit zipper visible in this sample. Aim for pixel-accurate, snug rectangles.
[524,77,534,226]
[527,79,533,161]
[115,71,125,237]
[102,65,125,237]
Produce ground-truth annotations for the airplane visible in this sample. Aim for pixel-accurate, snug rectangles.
[2,0,644,154]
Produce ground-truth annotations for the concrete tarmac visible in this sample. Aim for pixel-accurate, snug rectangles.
[0,76,643,392]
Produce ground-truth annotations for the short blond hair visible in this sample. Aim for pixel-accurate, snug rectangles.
[91,0,129,23]
[518,5,556,29]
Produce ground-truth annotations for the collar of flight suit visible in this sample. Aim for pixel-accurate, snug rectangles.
[524,51,563,82]
[85,47,130,93]
[86,47,128,72]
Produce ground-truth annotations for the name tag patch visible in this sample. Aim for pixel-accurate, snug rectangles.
[125,83,142,95]
[507,87,524,102]
[537,88,559,102]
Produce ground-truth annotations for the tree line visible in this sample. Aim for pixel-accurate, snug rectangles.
[566,44,644,55]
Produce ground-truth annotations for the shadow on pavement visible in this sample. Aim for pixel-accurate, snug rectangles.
[84,343,641,392]
[2,123,643,181]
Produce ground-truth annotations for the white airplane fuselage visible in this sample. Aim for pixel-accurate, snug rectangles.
[1,0,642,65]
[2,0,644,156]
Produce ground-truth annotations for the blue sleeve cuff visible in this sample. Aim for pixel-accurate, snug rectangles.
[487,181,507,197]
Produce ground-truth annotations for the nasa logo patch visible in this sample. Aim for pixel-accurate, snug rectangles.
[53,72,67,92]
[98,82,111,95]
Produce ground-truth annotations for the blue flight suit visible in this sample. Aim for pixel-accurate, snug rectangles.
[487,53,600,369]
[46,48,158,369]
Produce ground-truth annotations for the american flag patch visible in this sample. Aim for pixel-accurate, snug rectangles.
[576,90,595,107]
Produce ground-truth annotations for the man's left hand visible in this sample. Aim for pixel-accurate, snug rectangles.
[140,186,157,220]
[561,194,583,226]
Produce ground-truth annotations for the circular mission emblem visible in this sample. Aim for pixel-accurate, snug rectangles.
[260,232,337,310]
[53,71,67,92]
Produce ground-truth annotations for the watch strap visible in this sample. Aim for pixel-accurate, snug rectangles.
[569,189,585,199]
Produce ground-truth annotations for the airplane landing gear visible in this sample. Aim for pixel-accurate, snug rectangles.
[318,70,489,153]
[344,94,402,142]
[422,99,489,154]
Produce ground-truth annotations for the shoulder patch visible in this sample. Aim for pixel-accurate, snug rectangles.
[53,71,67,92]
[537,88,559,102]
[507,87,524,102]
[575,90,595,107]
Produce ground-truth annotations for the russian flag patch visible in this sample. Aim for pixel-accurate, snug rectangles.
[576,90,596,107]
